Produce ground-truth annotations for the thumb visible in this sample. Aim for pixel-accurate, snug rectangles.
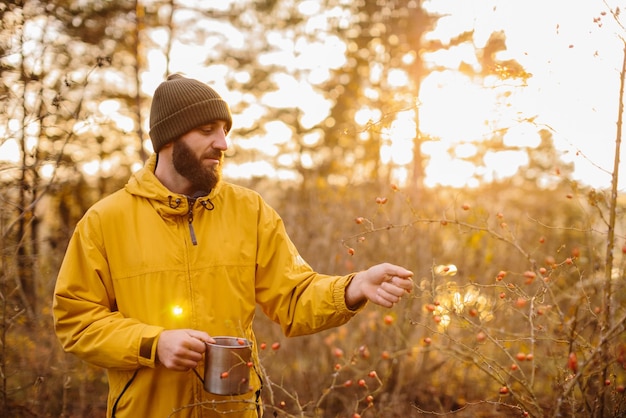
[186,329,214,344]
[382,263,414,279]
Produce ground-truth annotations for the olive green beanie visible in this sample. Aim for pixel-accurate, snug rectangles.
[149,74,232,152]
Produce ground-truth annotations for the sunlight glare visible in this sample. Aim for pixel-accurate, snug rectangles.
[237,103,267,130]
[381,110,415,166]
[484,150,528,181]
[40,163,54,179]
[503,123,541,148]
[454,143,477,159]
[419,70,493,143]
[0,139,19,163]
[81,160,99,176]
[298,0,321,16]
[424,155,477,188]
[99,99,120,115]
[131,161,144,173]
[387,69,409,88]
[300,152,314,169]
[262,76,332,129]
[264,121,292,145]
[354,107,382,127]
[302,131,322,147]
[72,120,91,135]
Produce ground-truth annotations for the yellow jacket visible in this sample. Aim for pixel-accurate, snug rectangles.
[53,154,361,417]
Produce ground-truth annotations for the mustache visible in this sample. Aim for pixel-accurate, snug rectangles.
[203,150,224,160]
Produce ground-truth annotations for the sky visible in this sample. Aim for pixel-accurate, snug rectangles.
[419,0,624,190]
[1,0,624,191]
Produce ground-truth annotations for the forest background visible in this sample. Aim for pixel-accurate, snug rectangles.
[2,0,626,417]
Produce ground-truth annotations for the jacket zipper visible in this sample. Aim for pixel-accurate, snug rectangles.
[187,198,198,246]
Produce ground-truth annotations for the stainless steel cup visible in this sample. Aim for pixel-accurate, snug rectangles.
[203,336,252,395]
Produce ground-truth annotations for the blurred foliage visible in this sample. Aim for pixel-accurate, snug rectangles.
[1,0,625,417]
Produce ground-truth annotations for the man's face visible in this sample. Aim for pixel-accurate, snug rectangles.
[171,121,228,194]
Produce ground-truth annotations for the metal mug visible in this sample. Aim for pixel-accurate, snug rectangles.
[202,336,252,395]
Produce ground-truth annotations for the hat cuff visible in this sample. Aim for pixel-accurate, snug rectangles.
[150,98,232,152]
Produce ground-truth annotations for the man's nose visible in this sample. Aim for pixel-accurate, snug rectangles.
[214,131,228,151]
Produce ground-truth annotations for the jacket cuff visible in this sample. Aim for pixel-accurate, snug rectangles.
[138,325,164,367]
[334,274,367,313]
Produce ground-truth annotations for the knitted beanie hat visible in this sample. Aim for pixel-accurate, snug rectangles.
[149,74,232,152]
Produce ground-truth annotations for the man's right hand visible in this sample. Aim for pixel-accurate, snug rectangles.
[156,329,214,371]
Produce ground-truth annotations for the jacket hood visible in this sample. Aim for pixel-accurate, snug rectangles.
[125,153,222,217]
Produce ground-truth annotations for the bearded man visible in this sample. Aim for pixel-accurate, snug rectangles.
[52,74,414,418]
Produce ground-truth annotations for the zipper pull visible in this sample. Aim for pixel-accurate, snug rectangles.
[187,204,198,246]
[188,218,198,245]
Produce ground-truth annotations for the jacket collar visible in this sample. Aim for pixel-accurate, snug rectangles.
[125,153,221,216]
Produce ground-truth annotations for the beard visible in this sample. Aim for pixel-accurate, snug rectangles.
[172,140,222,194]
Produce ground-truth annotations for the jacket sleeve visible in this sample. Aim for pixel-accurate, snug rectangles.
[52,210,163,370]
[254,200,366,337]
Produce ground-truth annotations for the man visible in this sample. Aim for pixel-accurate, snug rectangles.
[52,74,414,417]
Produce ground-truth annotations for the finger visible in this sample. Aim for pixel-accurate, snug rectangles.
[376,287,400,306]
[380,281,407,298]
[375,292,394,308]
[184,347,205,361]
[186,329,214,344]
[390,276,414,292]
[162,353,199,371]
[384,264,414,278]
[173,358,200,371]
